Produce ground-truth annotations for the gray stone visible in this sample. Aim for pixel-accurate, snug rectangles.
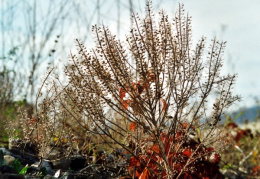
[0,173,25,179]
[8,149,39,165]
[26,166,39,175]
[43,174,56,179]
[70,154,86,171]
[31,160,55,176]
[41,160,55,176]
[0,165,18,174]
[62,171,78,179]
[0,148,12,155]
[3,155,15,165]
[51,158,71,170]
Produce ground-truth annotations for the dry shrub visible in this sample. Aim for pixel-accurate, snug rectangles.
[11,1,241,178]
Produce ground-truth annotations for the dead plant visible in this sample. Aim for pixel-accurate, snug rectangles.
[10,2,241,178]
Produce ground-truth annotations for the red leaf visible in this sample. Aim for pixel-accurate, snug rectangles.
[161,98,167,111]
[182,148,192,158]
[129,157,140,167]
[122,100,130,110]
[139,167,150,179]
[119,88,126,100]
[129,122,137,132]
[182,123,188,129]
[253,166,260,172]
[150,144,160,154]
[182,123,195,131]
[235,130,245,142]
[212,153,220,164]
[206,147,214,152]
[183,172,193,179]
[227,122,238,128]
[252,166,260,176]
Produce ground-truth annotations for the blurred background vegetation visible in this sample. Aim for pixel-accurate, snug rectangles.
[0,0,167,144]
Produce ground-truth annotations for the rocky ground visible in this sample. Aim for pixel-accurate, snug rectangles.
[0,142,129,179]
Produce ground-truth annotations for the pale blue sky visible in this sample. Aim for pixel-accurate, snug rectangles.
[165,0,260,109]
[1,0,260,109]
[80,0,260,109]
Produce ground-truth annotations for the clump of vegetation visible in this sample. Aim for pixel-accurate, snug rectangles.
[220,121,260,177]
[6,1,246,178]
[0,46,33,147]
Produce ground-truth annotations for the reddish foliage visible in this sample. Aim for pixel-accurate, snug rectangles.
[119,72,167,112]
[127,124,224,179]
[235,129,253,143]
[161,98,167,111]
[183,172,194,179]
[129,122,137,132]
[182,148,192,158]
[182,122,189,129]
[121,75,223,178]
[120,88,130,110]
[119,88,126,100]
[252,166,260,176]
[206,148,220,164]
[226,122,253,143]
[234,130,245,143]
[122,100,130,110]
[227,122,238,128]
[150,144,160,154]
[139,168,151,179]
[147,70,155,82]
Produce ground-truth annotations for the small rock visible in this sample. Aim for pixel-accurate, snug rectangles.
[4,155,15,165]
[26,166,39,175]
[8,149,39,165]
[0,148,12,155]
[70,155,86,171]
[62,171,86,179]
[41,160,55,176]
[24,176,39,179]
[31,160,55,176]
[43,174,56,179]
[52,158,71,170]
[0,165,18,174]
[62,171,74,179]
[0,173,25,179]
[53,169,61,178]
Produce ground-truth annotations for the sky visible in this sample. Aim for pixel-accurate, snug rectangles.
[79,0,260,110]
[161,0,260,110]
[1,0,260,110]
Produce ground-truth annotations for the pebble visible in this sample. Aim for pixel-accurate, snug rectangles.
[3,155,15,165]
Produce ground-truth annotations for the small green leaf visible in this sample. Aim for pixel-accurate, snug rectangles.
[222,163,234,170]
[225,111,244,126]
[11,159,21,173]
[19,164,28,175]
